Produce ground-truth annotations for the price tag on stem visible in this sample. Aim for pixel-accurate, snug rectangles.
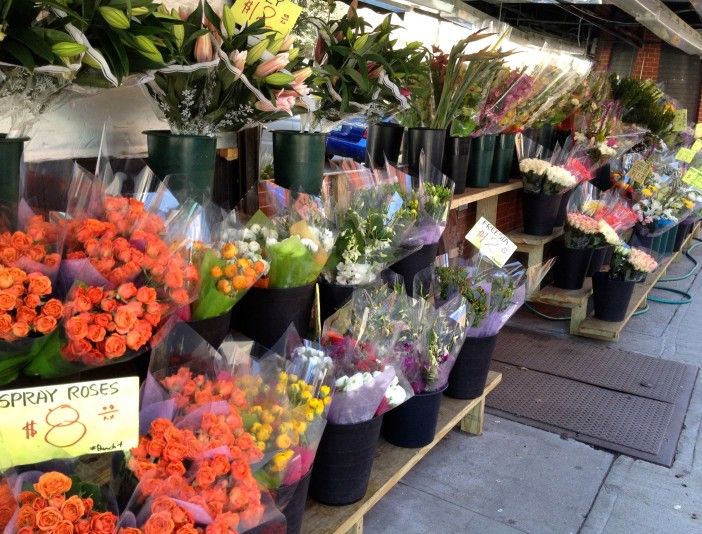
[465,217,517,268]
[0,377,139,469]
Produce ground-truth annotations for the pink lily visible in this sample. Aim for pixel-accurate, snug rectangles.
[194,34,214,63]
[279,34,295,52]
[292,67,312,84]
[230,50,247,71]
[292,82,309,96]
[274,90,297,115]
[254,53,289,78]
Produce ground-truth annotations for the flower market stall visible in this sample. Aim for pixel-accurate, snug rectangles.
[1,1,701,533]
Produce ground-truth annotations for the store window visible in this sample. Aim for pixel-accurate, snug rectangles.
[608,42,636,77]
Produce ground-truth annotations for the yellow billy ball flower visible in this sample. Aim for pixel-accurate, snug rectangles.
[319,385,331,397]
[261,411,275,424]
[301,390,312,401]
[276,434,292,449]
[642,188,652,197]
[221,243,238,259]
[323,396,332,406]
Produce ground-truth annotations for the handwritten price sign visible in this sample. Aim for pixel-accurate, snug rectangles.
[231,0,302,35]
[695,123,702,139]
[683,167,702,191]
[627,160,652,184]
[676,147,696,164]
[465,217,517,268]
[673,109,688,132]
[0,377,139,470]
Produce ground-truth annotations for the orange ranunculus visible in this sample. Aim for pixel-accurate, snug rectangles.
[169,288,190,306]
[16,504,36,527]
[89,512,117,534]
[11,321,30,339]
[143,511,175,534]
[43,299,63,318]
[35,315,58,335]
[10,231,32,252]
[27,275,52,296]
[59,495,84,522]
[33,473,71,500]
[0,292,17,311]
[0,270,13,289]
[136,286,157,304]
[35,506,62,530]
[104,334,127,359]
[65,316,89,340]
[86,324,106,343]
[52,520,74,534]
[117,283,138,300]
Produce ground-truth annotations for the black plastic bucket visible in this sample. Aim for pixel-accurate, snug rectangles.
[466,134,497,188]
[277,469,312,534]
[591,163,612,191]
[0,135,28,225]
[309,415,383,505]
[592,272,635,322]
[442,136,471,194]
[446,335,498,400]
[231,284,315,348]
[586,246,610,277]
[522,192,563,236]
[553,246,593,290]
[390,243,440,296]
[382,386,446,448]
[318,280,365,325]
[674,219,695,252]
[186,312,232,348]
[491,133,516,184]
[554,188,573,228]
[404,127,446,175]
[366,122,404,168]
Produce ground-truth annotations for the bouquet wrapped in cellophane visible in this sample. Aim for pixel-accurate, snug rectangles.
[231,181,337,289]
[321,286,414,424]
[0,457,123,533]
[567,182,637,244]
[321,162,418,285]
[516,135,579,195]
[416,254,526,338]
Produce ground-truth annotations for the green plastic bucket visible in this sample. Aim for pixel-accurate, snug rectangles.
[467,135,497,188]
[491,133,516,184]
[272,130,326,195]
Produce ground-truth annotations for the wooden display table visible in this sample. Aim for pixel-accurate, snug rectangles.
[301,371,503,534]
[532,280,592,335]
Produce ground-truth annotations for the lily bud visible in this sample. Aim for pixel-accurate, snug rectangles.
[279,34,295,52]
[230,50,247,72]
[265,72,295,86]
[222,6,236,37]
[194,34,214,63]
[131,7,149,16]
[292,67,312,84]
[254,54,289,78]
[134,35,164,63]
[51,42,87,58]
[287,47,299,62]
[246,38,270,65]
[98,6,130,30]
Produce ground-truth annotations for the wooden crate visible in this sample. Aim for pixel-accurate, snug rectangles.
[577,223,701,341]
[532,280,593,335]
[301,371,503,534]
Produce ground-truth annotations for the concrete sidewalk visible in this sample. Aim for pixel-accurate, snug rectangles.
[365,243,702,533]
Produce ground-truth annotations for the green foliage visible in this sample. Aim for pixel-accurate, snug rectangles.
[610,75,675,137]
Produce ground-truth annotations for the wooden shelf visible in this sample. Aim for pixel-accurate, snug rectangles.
[450,180,522,209]
[577,223,700,341]
[534,279,593,307]
[508,228,564,248]
[301,371,503,534]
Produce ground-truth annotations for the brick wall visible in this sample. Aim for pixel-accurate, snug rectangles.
[631,31,661,80]
[496,190,523,233]
[593,37,613,73]
[697,86,702,122]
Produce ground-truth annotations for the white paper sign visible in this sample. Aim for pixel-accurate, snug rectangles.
[465,217,517,268]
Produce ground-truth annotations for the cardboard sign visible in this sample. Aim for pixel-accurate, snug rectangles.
[673,109,688,132]
[0,377,139,470]
[676,147,696,164]
[683,167,702,191]
[465,217,517,268]
[627,160,652,184]
[695,123,702,139]
[231,0,302,34]
[692,139,702,154]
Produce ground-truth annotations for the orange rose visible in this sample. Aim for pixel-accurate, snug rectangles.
[86,287,104,304]
[6,283,24,297]
[165,461,186,477]
[35,506,62,530]
[11,321,30,339]
[169,288,190,306]
[16,504,36,527]
[10,231,32,252]
[117,283,137,300]
[210,455,230,477]
[43,299,63,318]
[52,520,74,534]
[35,315,58,335]
[28,275,52,296]
[0,270,13,289]
[143,511,175,534]
[175,525,198,534]
[24,293,41,308]
[60,495,85,522]
[74,520,90,534]
[17,305,37,323]
[146,437,166,457]
[119,529,143,534]
[195,465,216,488]
[162,441,188,463]
[136,286,157,304]
[28,245,46,262]
[34,473,72,499]
[0,314,13,336]
[0,291,17,311]
[0,247,18,265]
[86,324,106,343]
[164,269,183,289]
[113,308,137,331]
[44,254,60,267]
[89,512,117,534]
[126,330,146,351]
[65,316,88,340]
[92,313,111,328]
[73,295,92,313]
[104,334,127,359]
[100,298,117,312]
